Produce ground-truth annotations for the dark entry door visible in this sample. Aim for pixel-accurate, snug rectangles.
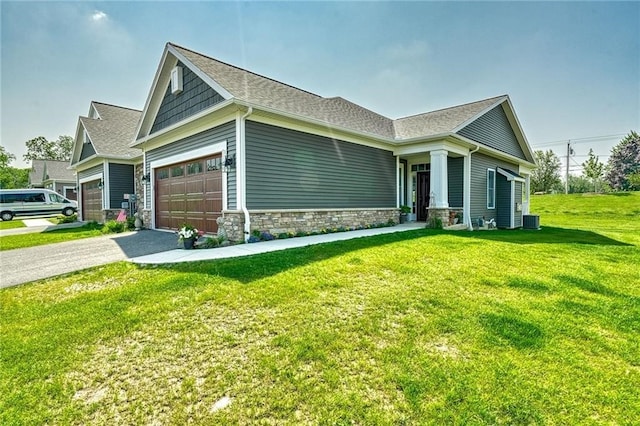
[417,172,430,221]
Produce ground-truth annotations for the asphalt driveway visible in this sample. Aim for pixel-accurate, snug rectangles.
[0,230,178,289]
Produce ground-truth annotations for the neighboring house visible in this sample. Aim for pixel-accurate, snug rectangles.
[28,159,76,200]
[69,102,142,222]
[131,42,536,241]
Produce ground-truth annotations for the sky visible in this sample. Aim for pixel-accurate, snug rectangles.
[1,1,638,174]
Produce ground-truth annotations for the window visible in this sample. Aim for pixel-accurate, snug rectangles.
[487,169,496,209]
[206,158,222,171]
[187,161,203,175]
[157,169,169,180]
[171,166,184,177]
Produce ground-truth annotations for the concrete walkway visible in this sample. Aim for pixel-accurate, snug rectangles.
[130,222,425,264]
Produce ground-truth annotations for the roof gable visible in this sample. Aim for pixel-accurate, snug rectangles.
[71,102,142,166]
[42,160,74,182]
[29,159,46,186]
[150,61,226,134]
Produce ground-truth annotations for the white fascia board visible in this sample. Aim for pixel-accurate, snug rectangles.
[149,140,226,169]
[134,46,176,142]
[454,134,537,168]
[167,44,233,100]
[134,100,237,151]
[392,137,469,157]
[78,172,103,185]
[70,119,86,166]
[497,167,526,183]
[501,97,536,163]
[233,99,394,152]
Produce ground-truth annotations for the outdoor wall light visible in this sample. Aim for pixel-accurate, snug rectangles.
[222,155,235,172]
[141,173,151,183]
[98,180,104,190]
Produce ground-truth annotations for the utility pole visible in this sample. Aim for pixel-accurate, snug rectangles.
[565,141,573,194]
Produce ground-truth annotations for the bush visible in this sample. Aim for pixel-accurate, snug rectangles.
[199,235,226,248]
[57,213,77,224]
[428,217,443,229]
[102,220,126,234]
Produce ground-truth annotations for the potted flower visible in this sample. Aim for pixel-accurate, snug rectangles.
[177,224,201,249]
[399,205,411,224]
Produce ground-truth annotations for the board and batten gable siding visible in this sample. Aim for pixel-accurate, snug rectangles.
[457,105,527,161]
[79,141,97,161]
[78,164,104,181]
[447,157,464,208]
[144,121,236,208]
[150,62,226,134]
[108,163,134,209]
[245,121,396,210]
[469,153,520,223]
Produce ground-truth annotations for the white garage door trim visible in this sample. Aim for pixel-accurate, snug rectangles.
[149,140,227,230]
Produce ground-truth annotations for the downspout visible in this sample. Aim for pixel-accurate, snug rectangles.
[239,107,253,242]
[465,144,480,230]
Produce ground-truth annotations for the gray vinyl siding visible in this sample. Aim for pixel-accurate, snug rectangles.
[496,175,511,228]
[77,164,104,181]
[470,153,520,223]
[150,62,225,134]
[245,121,396,209]
[79,141,96,161]
[108,163,134,209]
[447,157,463,208]
[457,105,526,160]
[145,121,236,208]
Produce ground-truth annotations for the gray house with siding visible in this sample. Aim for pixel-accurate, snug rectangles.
[28,160,76,200]
[69,102,142,222]
[132,42,536,241]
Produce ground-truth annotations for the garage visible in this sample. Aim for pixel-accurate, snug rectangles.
[82,180,103,222]
[155,155,223,234]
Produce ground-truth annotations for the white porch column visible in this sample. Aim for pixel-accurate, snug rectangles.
[463,151,471,228]
[430,149,449,208]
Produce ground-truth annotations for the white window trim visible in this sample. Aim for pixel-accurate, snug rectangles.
[487,168,496,210]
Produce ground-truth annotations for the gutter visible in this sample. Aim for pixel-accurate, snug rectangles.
[465,144,480,230]
[238,106,253,242]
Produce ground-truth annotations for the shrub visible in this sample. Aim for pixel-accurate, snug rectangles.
[102,220,126,234]
[277,232,289,239]
[57,213,77,224]
[247,235,260,243]
[428,217,443,229]
[199,235,226,248]
[260,231,276,241]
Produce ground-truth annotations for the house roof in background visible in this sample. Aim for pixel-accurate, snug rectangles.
[29,159,46,186]
[43,160,74,182]
[79,103,142,159]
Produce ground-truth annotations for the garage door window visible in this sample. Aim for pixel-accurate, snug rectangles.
[171,166,184,177]
[187,162,203,175]
[207,158,221,171]
[157,169,169,180]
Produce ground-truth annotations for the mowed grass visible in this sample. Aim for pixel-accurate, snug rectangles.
[0,223,103,251]
[1,193,639,424]
[0,220,25,230]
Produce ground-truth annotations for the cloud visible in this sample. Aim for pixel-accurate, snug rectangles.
[91,10,108,22]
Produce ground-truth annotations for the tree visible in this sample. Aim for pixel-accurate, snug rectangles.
[0,145,29,189]
[531,149,562,193]
[23,135,74,162]
[605,131,640,191]
[581,148,604,192]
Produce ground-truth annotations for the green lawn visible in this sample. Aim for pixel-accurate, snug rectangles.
[0,223,103,251]
[1,193,639,424]
[0,220,25,230]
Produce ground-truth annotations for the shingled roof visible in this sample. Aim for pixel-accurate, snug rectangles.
[169,43,506,141]
[43,160,74,181]
[80,103,142,158]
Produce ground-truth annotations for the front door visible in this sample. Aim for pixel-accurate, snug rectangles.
[417,172,430,221]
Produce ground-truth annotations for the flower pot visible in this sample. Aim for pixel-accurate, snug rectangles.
[183,238,195,250]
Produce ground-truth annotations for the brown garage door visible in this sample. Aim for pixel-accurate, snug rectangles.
[65,187,77,201]
[155,155,222,234]
[82,180,103,222]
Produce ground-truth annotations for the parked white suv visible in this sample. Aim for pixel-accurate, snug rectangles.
[0,189,78,221]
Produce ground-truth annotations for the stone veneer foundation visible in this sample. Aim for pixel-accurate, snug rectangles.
[219,208,400,242]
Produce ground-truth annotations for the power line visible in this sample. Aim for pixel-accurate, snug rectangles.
[532,133,626,147]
